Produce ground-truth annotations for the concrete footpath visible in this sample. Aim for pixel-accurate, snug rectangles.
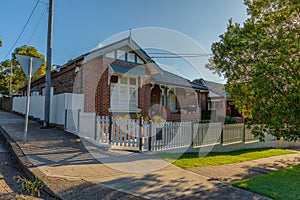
[188,150,300,184]
[0,110,272,200]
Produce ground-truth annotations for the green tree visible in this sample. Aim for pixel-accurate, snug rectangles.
[207,0,300,141]
[0,45,46,95]
[12,45,46,81]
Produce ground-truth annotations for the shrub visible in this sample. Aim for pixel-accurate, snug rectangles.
[219,116,237,124]
[15,175,44,197]
[152,116,165,124]
[199,119,212,124]
[115,115,131,120]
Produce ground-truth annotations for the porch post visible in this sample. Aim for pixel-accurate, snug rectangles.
[165,87,170,106]
[197,91,201,108]
[159,85,165,106]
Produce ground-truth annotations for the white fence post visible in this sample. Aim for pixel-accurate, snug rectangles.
[94,112,98,141]
[77,109,81,133]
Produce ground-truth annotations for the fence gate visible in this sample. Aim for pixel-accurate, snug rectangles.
[97,116,149,151]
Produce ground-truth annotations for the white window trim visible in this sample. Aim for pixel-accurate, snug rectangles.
[110,75,139,111]
[116,50,126,61]
[209,100,222,110]
[168,92,176,110]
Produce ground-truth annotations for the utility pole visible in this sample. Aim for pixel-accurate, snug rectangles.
[10,61,12,96]
[44,0,54,128]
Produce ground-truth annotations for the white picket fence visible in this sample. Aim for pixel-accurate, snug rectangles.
[69,113,146,149]
[67,112,263,151]
[149,122,193,151]
[193,123,222,147]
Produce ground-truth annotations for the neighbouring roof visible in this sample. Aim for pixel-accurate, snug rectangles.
[110,63,147,77]
[204,80,229,98]
[152,70,208,90]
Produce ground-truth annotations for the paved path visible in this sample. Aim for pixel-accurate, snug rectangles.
[187,151,300,184]
[0,110,271,199]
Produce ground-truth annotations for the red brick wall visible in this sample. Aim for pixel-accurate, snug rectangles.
[175,88,186,110]
[216,99,227,119]
[200,92,208,110]
[82,57,110,116]
[138,77,151,118]
[226,100,242,117]
[97,59,110,116]
[1,97,13,112]
[161,106,201,121]
[151,85,161,105]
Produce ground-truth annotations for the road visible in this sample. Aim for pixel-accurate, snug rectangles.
[0,140,56,200]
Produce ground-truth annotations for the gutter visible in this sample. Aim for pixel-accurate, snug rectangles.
[0,121,61,199]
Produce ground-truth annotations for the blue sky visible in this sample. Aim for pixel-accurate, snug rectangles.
[0,0,248,82]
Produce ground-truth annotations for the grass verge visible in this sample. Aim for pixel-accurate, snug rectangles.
[233,164,300,200]
[157,148,295,168]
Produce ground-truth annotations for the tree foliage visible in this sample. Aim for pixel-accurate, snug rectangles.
[207,0,300,141]
[0,45,46,95]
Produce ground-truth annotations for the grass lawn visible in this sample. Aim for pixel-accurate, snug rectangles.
[233,164,300,200]
[157,148,295,168]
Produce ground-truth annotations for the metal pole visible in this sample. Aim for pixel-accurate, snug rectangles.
[109,115,112,144]
[139,117,143,152]
[44,0,54,127]
[10,61,12,96]
[24,57,33,144]
[148,121,152,151]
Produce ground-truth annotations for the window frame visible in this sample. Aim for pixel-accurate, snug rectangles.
[110,75,139,110]
[168,92,176,110]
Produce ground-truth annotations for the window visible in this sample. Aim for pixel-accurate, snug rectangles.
[127,52,135,62]
[129,78,136,85]
[105,51,115,59]
[120,77,128,84]
[136,56,144,64]
[210,100,222,110]
[110,76,138,110]
[117,50,126,60]
[160,93,164,106]
[168,92,176,110]
[110,75,118,83]
[129,88,137,108]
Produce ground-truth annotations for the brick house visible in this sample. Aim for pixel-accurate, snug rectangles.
[20,37,209,121]
[197,80,242,122]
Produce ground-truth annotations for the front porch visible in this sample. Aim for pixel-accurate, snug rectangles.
[149,84,206,121]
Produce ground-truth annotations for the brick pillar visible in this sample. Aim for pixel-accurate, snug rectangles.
[138,77,151,117]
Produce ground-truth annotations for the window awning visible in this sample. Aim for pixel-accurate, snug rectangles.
[110,63,147,77]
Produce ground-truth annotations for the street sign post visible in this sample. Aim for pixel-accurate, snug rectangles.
[15,54,44,144]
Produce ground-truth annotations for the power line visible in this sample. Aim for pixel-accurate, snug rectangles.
[2,0,40,62]
[148,52,212,55]
[27,6,47,45]
[147,52,212,58]
[151,54,211,58]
